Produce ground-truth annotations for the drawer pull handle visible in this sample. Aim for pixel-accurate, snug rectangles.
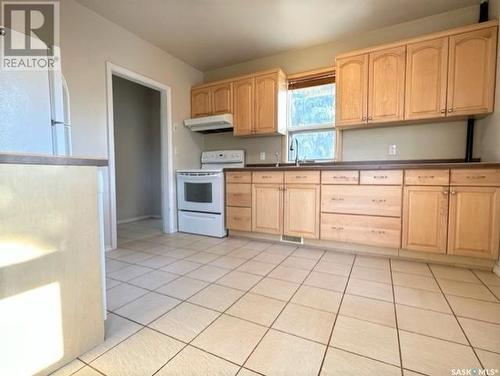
[233,193,243,196]
[262,175,272,179]
[233,176,242,179]
[233,217,242,221]
[466,175,486,180]
[371,199,386,203]
[373,175,388,179]
[296,175,307,179]
[333,176,349,179]
[370,230,386,235]
[417,175,435,179]
[331,226,344,231]
[331,197,344,201]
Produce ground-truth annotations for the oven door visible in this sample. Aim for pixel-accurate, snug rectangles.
[177,172,223,213]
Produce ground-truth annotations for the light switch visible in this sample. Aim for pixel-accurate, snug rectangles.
[260,152,266,160]
[388,144,397,156]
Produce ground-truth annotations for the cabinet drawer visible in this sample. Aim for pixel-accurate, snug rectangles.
[285,171,320,184]
[404,169,450,185]
[252,171,284,183]
[450,169,500,186]
[321,213,401,248]
[321,185,402,217]
[226,171,251,183]
[226,207,251,232]
[360,170,403,185]
[226,183,251,207]
[322,171,359,185]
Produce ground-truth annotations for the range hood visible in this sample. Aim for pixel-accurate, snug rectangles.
[184,114,233,133]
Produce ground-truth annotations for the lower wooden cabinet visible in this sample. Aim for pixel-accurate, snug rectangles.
[226,206,251,232]
[321,213,401,248]
[402,186,448,253]
[284,184,320,239]
[448,187,500,259]
[252,183,283,234]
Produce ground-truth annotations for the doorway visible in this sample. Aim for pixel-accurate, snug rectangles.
[106,63,174,250]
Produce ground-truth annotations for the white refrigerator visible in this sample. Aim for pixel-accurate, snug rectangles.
[0,67,72,156]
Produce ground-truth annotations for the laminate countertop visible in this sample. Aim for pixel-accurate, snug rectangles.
[0,153,108,166]
[224,159,500,172]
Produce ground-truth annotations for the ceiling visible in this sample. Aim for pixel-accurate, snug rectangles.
[76,0,480,71]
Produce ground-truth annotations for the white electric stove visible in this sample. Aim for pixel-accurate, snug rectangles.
[176,150,245,237]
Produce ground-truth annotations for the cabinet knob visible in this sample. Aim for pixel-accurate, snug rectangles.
[440,109,446,113]
[450,190,456,195]
[362,116,367,121]
[368,116,373,121]
[448,108,453,113]
[442,190,449,195]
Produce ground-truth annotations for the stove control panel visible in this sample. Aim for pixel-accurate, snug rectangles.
[201,150,245,164]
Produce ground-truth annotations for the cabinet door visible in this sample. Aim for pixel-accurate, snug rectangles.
[402,186,448,254]
[368,46,406,123]
[254,73,278,134]
[211,82,233,114]
[448,187,500,259]
[284,184,320,239]
[405,37,448,120]
[191,87,212,117]
[336,54,368,126]
[252,183,283,234]
[233,78,254,136]
[447,27,497,116]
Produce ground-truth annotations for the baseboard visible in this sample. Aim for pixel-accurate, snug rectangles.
[117,215,161,224]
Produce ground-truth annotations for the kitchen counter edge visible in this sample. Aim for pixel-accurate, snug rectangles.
[224,161,500,172]
[0,153,108,166]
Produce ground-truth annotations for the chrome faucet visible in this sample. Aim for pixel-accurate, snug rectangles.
[274,152,280,167]
[289,138,300,166]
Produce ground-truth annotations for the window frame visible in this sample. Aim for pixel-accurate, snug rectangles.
[285,68,340,163]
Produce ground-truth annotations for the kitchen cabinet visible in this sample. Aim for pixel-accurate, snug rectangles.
[211,82,233,114]
[192,69,286,136]
[226,165,500,264]
[321,213,401,248]
[447,27,497,116]
[335,21,498,129]
[191,83,233,118]
[254,73,279,134]
[191,87,212,118]
[448,187,500,259]
[368,46,406,123]
[402,186,449,253]
[284,184,320,239]
[336,54,368,126]
[233,77,254,136]
[252,183,283,234]
[405,37,449,120]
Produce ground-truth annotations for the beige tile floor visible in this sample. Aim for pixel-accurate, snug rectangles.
[51,219,500,376]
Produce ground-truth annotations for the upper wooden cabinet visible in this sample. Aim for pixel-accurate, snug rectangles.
[336,54,368,126]
[448,187,500,259]
[191,83,232,118]
[405,37,449,120]
[254,73,279,135]
[335,21,498,128]
[368,46,406,123]
[212,82,233,114]
[191,69,286,136]
[233,78,254,136]
[447,27,497,116]
[191,87,212,118]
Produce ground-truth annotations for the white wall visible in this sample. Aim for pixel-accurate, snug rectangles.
[113,76,161,222]
[60,0,204,247]
[203,6,482,163]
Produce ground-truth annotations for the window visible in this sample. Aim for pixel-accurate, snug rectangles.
[287,69,336,162]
